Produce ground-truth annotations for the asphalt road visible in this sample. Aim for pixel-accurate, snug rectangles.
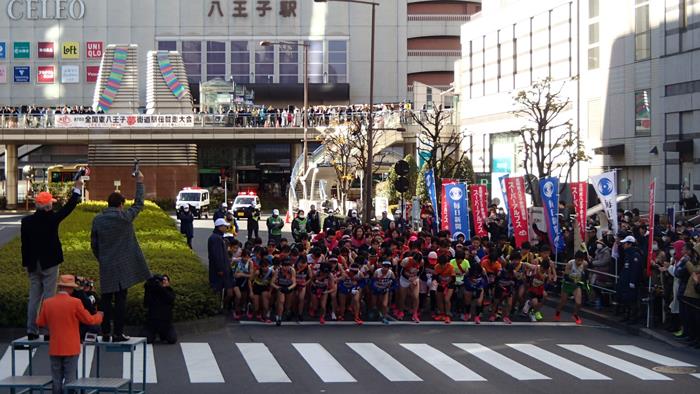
[2,314,700,394]
[0,214,23,247]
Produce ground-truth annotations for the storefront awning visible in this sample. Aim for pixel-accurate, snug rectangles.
[663,139,694,154]
[593,144,625,155]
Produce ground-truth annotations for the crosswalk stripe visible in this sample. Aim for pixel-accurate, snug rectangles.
[0,346,34,380]
[347,343,422,382]
[692,373,700,379]
[180,343,225,383]
[454,343,550,380]
[236,343,291,383]
[507,344,611,380]
[558,345,672,381]
[607,345,695,367]
[400,343,485,381]
[123,344,157,383]
[292,343,356,383]
[78,346,95,379]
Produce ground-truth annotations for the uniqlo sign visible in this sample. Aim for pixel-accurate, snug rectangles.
[86,41,103,59]
[37,65,55,84]
[38,42,54,58]
[86,65,100,83]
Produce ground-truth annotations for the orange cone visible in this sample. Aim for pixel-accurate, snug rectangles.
[285,210,291,223]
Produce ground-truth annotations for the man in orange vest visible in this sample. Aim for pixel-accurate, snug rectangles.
[36,275,103,394]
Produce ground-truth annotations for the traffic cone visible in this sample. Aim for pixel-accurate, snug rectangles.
[285,210,291,223]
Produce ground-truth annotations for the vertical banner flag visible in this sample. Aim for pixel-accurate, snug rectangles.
[504,176,529,248]
[647,179,656,276]
[540,177,565,253]
[425,169,439,227]
[590,171,619,234]
[570,182,588,242]
[441,178,456,231]
[470,184,489,238]
[445,183,470,240]
[499,174,513,236]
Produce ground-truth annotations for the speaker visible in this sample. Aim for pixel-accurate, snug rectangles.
[394,160,409,177]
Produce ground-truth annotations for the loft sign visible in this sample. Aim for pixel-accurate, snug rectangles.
[7,0,85,20]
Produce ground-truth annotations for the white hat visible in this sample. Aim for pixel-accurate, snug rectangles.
[272,209,280,216]
[621,235,636,243]
[183,205,189,211]
[221,202,228,208]
[214,218,229,227]
[428,251,438,260]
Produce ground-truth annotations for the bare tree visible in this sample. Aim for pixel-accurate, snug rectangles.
[512,77,589,194]
[318,127,356,215]
[410,104,472,202]
[347,118,389,182]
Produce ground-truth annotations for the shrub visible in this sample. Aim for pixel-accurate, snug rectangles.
[0,201,219,328]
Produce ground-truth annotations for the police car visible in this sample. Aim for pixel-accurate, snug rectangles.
[231,191,261,218]
[175,187,210,219]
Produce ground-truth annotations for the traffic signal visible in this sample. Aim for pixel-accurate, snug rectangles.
[394,160,410,194]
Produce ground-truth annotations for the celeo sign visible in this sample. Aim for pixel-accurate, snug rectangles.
[7,0,85,20]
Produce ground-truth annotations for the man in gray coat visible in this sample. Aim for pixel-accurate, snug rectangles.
[91,172,151,342]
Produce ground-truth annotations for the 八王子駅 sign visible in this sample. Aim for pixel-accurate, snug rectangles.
[7,0,85,20]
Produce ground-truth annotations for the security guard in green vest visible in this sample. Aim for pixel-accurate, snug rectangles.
[266,209,284,246]
[291,209,309,243]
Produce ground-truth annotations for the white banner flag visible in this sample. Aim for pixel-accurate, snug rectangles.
[590,171,618,234]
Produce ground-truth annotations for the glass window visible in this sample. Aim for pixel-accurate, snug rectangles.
[328,40,347,84]
[182,40,202,83]
[230,40,250,84]
[255,45,274,83]
[207,40,226,81]
[635,2,650,61]
[589,0,599,18]
[279,43,298,84]
[306,40,324,83]
[635,89,651,135]
[158,41,176,51]
[588,47,599,70]
[589,23,599,45]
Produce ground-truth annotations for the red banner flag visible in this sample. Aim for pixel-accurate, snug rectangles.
[441,179,456,231]
[647,179,656,276]
[470,184,489,238]
[570,182,588,242]
[504,177,529,248]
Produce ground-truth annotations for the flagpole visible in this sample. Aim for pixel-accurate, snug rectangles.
[646,178,656,329]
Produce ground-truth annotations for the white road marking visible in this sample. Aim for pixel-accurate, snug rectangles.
[292,343,356,383]
[236,343,291,383]
[608,345,695,367]
[454,343,550,380]
[558,345,672,381]
[0,346,35,380]
[180,343,224,383]
[237,320,599,327]
[347,343,422,382]
[123,344,157,383]
[400,343,485,381]
[78,346,95,378]
[507,344,611,380]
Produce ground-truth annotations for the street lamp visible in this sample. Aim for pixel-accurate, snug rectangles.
[259,40,310,174]
[315,0,379,222]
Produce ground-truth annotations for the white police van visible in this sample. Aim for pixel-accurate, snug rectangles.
[232,191,261,218]
[175,187,210,219]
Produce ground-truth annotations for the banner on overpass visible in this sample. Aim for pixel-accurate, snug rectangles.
[54,114,195,128]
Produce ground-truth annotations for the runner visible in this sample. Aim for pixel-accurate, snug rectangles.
[231,249,252,320]
[250,258,273,323]
[271,258,296,326]
[309,263,336,324]
[450,249,472,321]
[399,252,424,322]
[293,254,311,322]
[433,255,456,323]
[337,262,368,324]
[554,250,589,324]
[372,260,397,324]
[463,264,488,324]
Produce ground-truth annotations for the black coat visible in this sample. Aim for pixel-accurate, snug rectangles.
[177,210,195,238]
[617,246,643,301]
[144,279,175,322]
[21,190,80,273]
[307,210,321,233]
[207,229,230,289]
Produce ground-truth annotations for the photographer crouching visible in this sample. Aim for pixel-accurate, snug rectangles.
[143,274,177,344]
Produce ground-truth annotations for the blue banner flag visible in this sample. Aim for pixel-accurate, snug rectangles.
[499,174,513,237]
[539,177,565,253]
[445,183,470,240]
[425,168,439,226]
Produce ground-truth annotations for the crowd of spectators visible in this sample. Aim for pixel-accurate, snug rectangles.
[0,105,104,128]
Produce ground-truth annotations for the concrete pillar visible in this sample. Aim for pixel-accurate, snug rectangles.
[4,144,18,209]
[291,143,303,165]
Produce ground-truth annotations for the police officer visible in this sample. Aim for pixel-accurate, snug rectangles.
[617,235,643,324]
[247,204,260,240]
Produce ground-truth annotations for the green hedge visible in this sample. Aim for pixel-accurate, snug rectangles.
[0,201,219,327]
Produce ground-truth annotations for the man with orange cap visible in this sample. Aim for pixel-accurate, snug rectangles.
[21,175,83,341]
[37,274,103,394]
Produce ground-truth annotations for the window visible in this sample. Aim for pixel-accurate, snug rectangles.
[635,0,651,61]
[306,41,323,83]
[158,41,176,51]
[279,43,299,84]
[230,41,250,84]
[635,89,651,135]
[680,0,689,31]
[206,41,226,81]
[589,23,599,44]
[328,40,347,83]
[589,0,599,18]
[588,47,599,70]
[255,45,274,84]
[588,1,600,70]
[182,40,202,83]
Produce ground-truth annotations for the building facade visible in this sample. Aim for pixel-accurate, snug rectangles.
[455,0,700,211]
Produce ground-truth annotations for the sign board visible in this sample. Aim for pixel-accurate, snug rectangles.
[13,42,30,58]
[38,42,54,58]
[0,42,6,59]
[54,114,196,128]
[61,65,79,83]
[13,66,30,83]
[37,65,55,83]
[86,41,103,59]
[374,196,389,220]
[61,41,80,59]
[0,65,6,84]
[7,0,86,20]
[86,65,99,83]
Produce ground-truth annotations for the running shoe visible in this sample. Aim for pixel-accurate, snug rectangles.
[246,311,253,320]
[264,318,272,324]
[276,315,282,326]
[674,329,685,337]
[488,314,497,322]
[573,314,582,325]
[320,316,326,325]
[396,311,405,320]
[529,312,537,322]
[382,317,390,325]
[463,313,471,322]
[355,317,364,325]
[474,316,481,325]
[503,316,512,325]
[412,312,420,323]
[331,312,337,321]
[434,314,445,321]
[233,312,241,320]
[535,311,543,321]
[337,315,345,321]
[553,311,561,322]
[444,315,452,324]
